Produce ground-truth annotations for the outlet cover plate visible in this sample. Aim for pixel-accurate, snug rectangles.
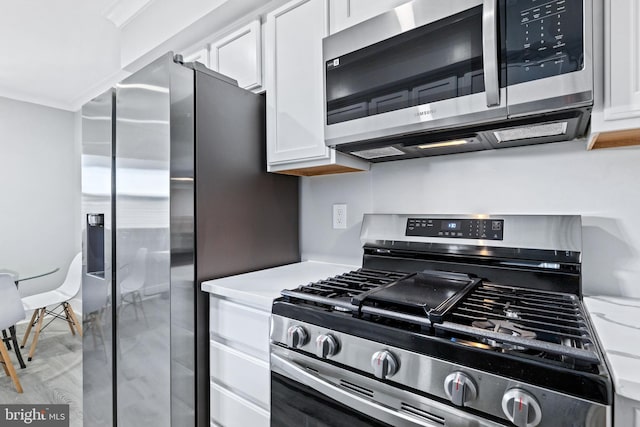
[333,204,347,229]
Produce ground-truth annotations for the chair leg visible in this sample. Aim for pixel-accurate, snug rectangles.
[134,291,149,327]
[63,304,76,336]
[130,293,140,320]
[27,308,46,361]
[92,314,109,361]
[21,310,39,348]
[0,339,23,393]
[0,351,9,376]
[2,329,11,350]
[64,302,83,337]
[89,314,98,349]
[9,326,26,369]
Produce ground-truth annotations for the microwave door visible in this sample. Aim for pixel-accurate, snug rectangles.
[505,0,593,117]
[323,0,508,148]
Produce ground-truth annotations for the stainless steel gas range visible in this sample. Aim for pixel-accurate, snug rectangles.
[270,214,611,427]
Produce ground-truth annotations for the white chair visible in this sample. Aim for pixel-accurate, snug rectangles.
[83,273,109,359]
[0,273,25,393]
[119,247,148,325]
[21,252,83,361]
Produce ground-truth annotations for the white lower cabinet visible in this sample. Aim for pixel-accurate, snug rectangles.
[210,383,270,427]
[614,394,640,427]
[210,297,270,358]
[210,341,270,407]
[209,294,271,426]
[203,262,357,426]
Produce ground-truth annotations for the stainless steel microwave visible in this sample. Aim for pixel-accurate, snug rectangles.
[323,0,593,161]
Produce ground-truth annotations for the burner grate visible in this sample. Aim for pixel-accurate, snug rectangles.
[443,282,600,363]
[281,269,407,309]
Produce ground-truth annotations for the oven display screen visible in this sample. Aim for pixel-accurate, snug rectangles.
[406,218,504,240]
[442,221,461,231]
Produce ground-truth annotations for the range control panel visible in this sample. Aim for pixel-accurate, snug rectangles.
[406,218,504,240]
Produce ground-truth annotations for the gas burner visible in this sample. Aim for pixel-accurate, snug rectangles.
[471,319,537,351]
[504,308,521,319]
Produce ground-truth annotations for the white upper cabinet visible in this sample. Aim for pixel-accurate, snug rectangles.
[328,0,412,34]
[589,0,640,149]
[210,20,262,91]
[183,48,209,66]
[265,0,369,175]
[603,0,640,122]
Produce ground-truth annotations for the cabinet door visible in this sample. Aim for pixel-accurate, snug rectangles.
[265,0,331,165]
[210,20,262,91]
[328,0,411,34]
[605,0,640,121]
[210,383,269,427]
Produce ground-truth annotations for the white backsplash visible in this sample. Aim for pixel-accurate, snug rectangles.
[300,139,640,298]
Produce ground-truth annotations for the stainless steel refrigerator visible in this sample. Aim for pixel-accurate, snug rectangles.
[81,53,300,427]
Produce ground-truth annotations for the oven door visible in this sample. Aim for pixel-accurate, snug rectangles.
[271,346,503,427]
[323,0,508,150]
[271,371,393,427]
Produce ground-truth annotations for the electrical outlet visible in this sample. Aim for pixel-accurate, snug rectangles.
[333,204,347,229]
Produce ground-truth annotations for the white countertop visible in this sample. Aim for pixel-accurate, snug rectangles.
[201,260,358,311]
[584,296,640,402]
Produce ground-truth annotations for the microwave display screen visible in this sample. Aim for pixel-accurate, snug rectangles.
[505,0,584,85]
[325,5,495,126]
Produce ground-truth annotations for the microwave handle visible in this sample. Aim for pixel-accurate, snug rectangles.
[482,0,500,107]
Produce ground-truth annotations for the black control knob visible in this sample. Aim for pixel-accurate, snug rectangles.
[286,325,308,349]
[315,334,338,358]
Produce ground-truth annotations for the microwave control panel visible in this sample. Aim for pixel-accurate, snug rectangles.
[505,0,584,85]
[406,218,504,240]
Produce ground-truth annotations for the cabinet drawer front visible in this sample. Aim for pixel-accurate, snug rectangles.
[211,383,269,427]
[210,341,270,409]
[210,296,271,358]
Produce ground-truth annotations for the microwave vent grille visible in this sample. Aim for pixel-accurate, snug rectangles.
[494,122,568,143]
[351,146,405,159]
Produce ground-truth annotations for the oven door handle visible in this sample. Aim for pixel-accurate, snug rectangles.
[482,0,500,107]
[271,353,441,427]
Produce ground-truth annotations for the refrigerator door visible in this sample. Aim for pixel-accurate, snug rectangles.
[82,89,114,427]
[169,58,197,427]
[115,54,194,427]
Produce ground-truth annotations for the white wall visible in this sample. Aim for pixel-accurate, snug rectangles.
[0,96,80,297]
[301,139,640,298]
